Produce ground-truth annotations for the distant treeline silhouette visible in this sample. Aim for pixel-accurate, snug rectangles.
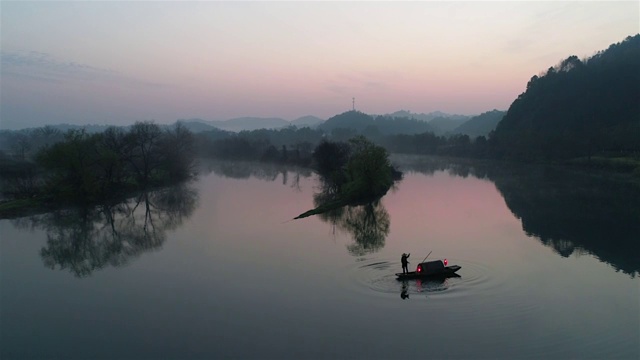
[0,122,196,212]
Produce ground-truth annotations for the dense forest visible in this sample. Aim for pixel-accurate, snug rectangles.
[490,34,639,161]
[452,110,505,138]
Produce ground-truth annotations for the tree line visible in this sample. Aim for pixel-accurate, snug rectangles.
[1,122,196,210]
[190,120,490,165]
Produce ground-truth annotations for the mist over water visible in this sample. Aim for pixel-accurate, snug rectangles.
[1,157,638,359]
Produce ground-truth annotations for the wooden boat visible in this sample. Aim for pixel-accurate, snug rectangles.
[396,259,461,280]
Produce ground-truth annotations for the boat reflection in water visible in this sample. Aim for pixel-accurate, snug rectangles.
[400,272,462,300]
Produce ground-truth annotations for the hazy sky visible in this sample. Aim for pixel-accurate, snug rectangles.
[1,1,638,129]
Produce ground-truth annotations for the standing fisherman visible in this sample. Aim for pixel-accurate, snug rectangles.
[401,253,410,274]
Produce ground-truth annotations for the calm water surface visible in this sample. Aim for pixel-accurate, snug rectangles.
[1,157,638,359]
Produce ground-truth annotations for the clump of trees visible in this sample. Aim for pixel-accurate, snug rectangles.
[1,122,196,208]
[295,136,401,219]
[341,136,399,200]
[313,136,400,198]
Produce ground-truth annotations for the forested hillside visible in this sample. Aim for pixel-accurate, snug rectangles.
[490,35,640,161]
[454,110,505,138]
[319,110,436,137]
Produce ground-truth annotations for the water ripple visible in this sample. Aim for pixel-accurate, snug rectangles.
[341,257,637,358]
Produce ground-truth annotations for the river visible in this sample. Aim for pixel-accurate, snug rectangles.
[1,156,638,359]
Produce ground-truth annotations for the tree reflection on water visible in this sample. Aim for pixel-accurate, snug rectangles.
[203,160,313,190]
[393,155,640,277]
[489,164,640,277]
[322,200,390,256]
[205,159,391,256]
[11,184,198,277]
[313,182,391,256]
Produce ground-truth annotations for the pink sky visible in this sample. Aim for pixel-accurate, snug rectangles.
[1,1,638,129]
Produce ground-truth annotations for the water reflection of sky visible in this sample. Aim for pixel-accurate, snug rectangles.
[385,172,514,241]
[382,171,529,271]
[1,161,638,359]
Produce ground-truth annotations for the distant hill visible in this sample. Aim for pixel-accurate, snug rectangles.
[428,116,469,134]
[492,34,640,160]
[291,115,324,128]
[175,120,219,133]
[209,117,289,132]
[386,110,471,135]
[319,110,436,136]
[320,111,373,132]
[14,123,115,134]
[387,110,470,122]
[19,116,322,134]
[11,119,222,134]
[453,110,505,138]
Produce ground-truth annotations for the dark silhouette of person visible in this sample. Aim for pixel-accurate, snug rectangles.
[401,253,410,274]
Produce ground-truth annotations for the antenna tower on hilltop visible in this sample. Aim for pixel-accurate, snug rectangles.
[352,97,355,111]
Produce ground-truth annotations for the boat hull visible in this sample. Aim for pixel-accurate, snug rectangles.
[395,265,461,280]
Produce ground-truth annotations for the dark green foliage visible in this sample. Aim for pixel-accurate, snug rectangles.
[371,115,436,136]
[428,116,468,134]
[0,126,65,160]
[25,122,196,205]
[295,136,402,218]
[35,129,103,201]
[125,122,165,185]
[320,111,374,133]
[453,110,505,138]
[382,131,487,158]
[0,154,42,199]
[199,125,324,166]
[343,136,395,199]
[296,137,400,219]
[491,34,640,161]
[330,127,359,142]
[261,145,280,162]
[319,110,435,137]
[312,140,351,182]
[159,123,196,182]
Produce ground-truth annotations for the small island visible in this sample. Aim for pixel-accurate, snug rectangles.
[294,136,402,219]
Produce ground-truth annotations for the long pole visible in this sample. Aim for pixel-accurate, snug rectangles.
[421,251,432,263]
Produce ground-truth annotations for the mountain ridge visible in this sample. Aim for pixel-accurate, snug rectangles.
[491,34,640,160]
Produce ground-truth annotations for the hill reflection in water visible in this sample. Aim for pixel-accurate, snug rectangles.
[392,155,640,277]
